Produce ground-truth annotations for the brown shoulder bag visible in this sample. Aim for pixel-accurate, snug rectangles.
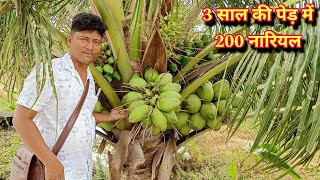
[10,79,90,180]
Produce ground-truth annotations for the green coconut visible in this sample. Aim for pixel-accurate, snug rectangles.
[112,71,121,81]
[141,118,152,129]
[207,115,222,131]
[128,100,146,113]
[174,112,189,129]
[107,57,115,65]
[103,64,114,74]
[190,112,207,130]
[158,97,181,113]
[144,68,159,82]
[116,118,127,130]
[101,109,110,114]
[98,122,115,131]
[196,82,214,102]
[159,83,181,93]
[215,100,227,115]
[129,104,149,123]
[129,77,148,88]
[183,94,202,113]
[122,92,143,105]
[178,125,191,136]
[98,109,115,131]
[130,73,140,80]
[231,95,242,108]
[160,91,182,100]
[212,79,231,99]
[93,100,103,113]
[155,73,173,85]
[200,103,217,120]
[95,66,103,73]
[151,109,167,131]
[164,111,178,124]
[152,125,161,135]
[166,122,173,130]
[105,74,112,82]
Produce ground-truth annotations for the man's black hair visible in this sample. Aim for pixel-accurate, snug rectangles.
[71,13,107,36]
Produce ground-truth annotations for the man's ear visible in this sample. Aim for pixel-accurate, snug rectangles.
[67,35,72,46]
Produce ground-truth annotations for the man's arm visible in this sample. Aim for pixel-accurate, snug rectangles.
[13,105,64,179]
[93,107,128,124]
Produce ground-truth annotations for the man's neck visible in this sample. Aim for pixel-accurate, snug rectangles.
[68,54,88,85]
[69,55,87,75]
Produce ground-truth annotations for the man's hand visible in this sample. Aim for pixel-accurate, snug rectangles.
[93,106,128,124]
[13,105,64,179]
[110,106,128,120]
[44,157,64,180]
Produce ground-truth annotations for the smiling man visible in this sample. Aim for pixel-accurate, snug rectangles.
[12,13,127,180]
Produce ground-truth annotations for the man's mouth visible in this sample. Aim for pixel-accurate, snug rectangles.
[83,52,94,57]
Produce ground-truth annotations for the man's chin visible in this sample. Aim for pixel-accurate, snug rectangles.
[82,57,96,64]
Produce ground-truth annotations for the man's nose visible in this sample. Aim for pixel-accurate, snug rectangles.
[86,41,94,50]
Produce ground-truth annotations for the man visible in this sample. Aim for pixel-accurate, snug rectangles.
[12,13,127,180]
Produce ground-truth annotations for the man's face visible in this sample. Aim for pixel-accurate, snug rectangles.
[67,30,102,65]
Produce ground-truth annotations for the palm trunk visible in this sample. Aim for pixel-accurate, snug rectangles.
[107,129,176,180]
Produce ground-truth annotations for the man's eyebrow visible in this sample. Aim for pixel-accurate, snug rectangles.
[78,35,101,41]
[78,35,89,38]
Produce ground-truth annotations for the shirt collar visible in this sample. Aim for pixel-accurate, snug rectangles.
[61,53,92,81]
[61,53,77,77]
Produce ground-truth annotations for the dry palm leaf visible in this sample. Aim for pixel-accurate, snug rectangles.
[151,145,165,179]
[161,0,172,16]
[141,29,167,73]
[112,130,135,173]
[128,139,145,169]
[157,138,177,180]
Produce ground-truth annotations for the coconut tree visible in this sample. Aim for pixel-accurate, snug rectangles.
[1,0,320,179]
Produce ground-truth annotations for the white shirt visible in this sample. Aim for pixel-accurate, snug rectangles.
[17,53,98,180]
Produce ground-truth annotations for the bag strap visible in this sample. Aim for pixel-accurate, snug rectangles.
[52,79,90,155]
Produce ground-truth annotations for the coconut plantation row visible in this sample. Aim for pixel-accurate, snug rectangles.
[1,0,320,179]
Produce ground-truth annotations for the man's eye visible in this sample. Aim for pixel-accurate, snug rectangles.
[94,41,101,45]
[80,38,88,42]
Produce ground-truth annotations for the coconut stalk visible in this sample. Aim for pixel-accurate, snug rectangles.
[93,0,133,83]
[128,0,146,61]
[89,64,121,107]
[180,52,245,99]
[146,0,158,26]
[106,0,125,37]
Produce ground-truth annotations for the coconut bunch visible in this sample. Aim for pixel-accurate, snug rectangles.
[92,71,241,135]
[168,34,216,74]
[176,79,242,136]
[121,68,184,135]
[94,42,121,82]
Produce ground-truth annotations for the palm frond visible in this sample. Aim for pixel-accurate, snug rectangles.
[229,12,320,168]
[0,1,84,103]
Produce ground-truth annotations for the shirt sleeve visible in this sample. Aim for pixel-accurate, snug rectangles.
[17,64,53,112]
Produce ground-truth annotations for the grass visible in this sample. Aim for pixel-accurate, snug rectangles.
[171,121,320,179]
[0,83,17,112]
[172,122,269,180]
[0,127,22,179]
